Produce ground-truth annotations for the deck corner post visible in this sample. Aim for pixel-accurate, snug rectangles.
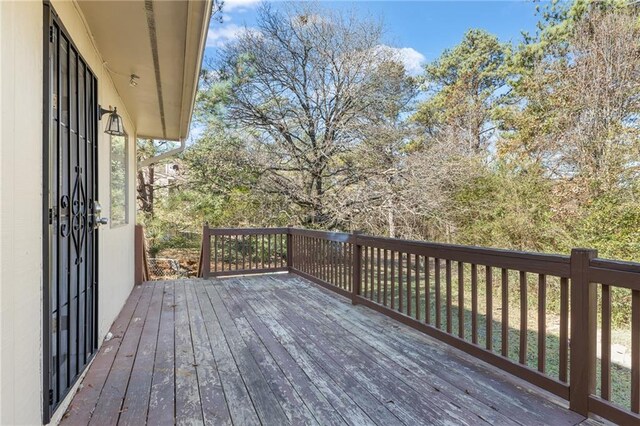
[287,225,294,271]
[351,231,362,305]
[569,247,597,416]
[134,225,149,284]
[202,223,211,279]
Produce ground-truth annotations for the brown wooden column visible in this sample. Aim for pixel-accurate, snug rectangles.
[134,225,149,285]
[286,226,294,271]
[351,231,362,305]
[569,248,597,415]
[202,224,211,279]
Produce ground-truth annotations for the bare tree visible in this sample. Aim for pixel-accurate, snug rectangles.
[216,3,417,227]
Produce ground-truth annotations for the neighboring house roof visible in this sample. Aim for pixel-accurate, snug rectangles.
[78,0,212,141]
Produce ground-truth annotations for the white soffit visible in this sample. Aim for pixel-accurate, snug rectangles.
[78,0,212,140]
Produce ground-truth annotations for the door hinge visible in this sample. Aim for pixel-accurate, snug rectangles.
[48,389,54,405]
[49,26,54,43]
[48,208,54,225]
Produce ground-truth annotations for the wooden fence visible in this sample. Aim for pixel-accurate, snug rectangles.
[199,225,640,424]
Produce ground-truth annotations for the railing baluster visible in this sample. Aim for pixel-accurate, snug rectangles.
[559,277,569,383]
[486,266,493,351]
[328,241,332,285]
[244,233,248,270]
[235,235,239,270]
[377,248,382,304]
[330,240,334,285]
[538,274,546,372]
[502,268,509,357]
[302,235,305,270]
[632,289,640,413]
[519,271,527,365]
[348,243,353,292]
[471,264,478,343]
[601,283,611,400]
[406,253,412,317]
[342,242,347,289]
[435,258,441,329]
[336,241,341,288]
[252,235,256,270]
[391,251,396,310]
[415,255,420,321]
[363,246,369,298]
[315,238,319,278]
[221,235,225,272]
[371,248,376,301]
[446,259,452,333]
[426,257,431,325]
[399,253,404,313]
[213,234,218,273]
[320,238,324,280]
[383,249,389,307]
[341,242,345,288]
[458,262,464,338]
[335,242,339,287]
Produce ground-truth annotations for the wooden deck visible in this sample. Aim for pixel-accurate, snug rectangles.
[61,274,590,425]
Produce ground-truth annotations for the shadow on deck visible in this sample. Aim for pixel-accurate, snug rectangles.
[61,274,591,425]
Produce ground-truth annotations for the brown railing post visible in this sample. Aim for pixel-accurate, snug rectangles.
[569,248,597,416]
[351,231,362,305]
[202,223,211,279]
[287,225,294,271]
[134,225,149,284]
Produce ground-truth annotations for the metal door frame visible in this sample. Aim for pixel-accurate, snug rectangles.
[42,3,99,422]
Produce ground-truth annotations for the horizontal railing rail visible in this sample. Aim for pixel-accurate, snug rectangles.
[198,226,640,424]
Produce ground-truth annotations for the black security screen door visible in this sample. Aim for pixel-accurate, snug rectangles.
[43,4,99,419]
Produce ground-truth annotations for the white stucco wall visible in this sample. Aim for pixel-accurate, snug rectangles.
[0,1,137,424]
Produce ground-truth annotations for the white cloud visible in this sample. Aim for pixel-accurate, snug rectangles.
[386,46,426,76]
[397,48,427,76]
[223,0,261,12]
[207,24,253,48]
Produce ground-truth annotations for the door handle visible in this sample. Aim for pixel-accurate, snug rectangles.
[93,201,109,228]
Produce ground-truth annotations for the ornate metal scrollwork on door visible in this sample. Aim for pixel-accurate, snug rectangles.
[71,166,87,264]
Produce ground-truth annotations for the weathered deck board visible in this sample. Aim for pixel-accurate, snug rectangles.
[86,284,155,426]
[174,281,204,425]
[239,278,506,425]
[119,282,164,426]
[268,275,581,425]
[62,274,587,425]
[196,282,260,426]
[147,282,176,426]
[204,283,289,424]
[215,283,320,425]
[60,285,144,425]
[227,279,458,425]
[187,282,231,425]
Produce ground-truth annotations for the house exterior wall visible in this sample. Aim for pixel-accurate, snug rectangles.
[0,1,137,424]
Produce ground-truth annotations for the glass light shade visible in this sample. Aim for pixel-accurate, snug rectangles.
[104,107,125,136]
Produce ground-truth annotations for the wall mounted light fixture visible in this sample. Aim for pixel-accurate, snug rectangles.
[99,105,125,136]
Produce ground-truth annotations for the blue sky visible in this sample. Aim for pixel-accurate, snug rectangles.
[205,1,544,74]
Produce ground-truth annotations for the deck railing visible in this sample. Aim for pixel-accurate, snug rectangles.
[199,226,640,424]
[199,226,289,277]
